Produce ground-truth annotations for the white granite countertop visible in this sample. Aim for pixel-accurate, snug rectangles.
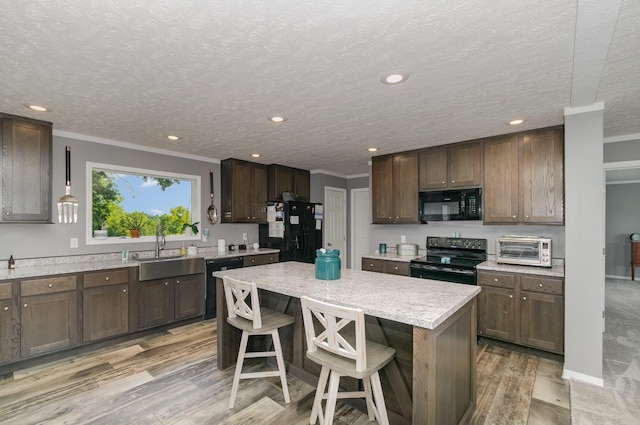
[212,261,480,330]
[0,248,279,280]
[361,252,423,263]
[477,260,565,278]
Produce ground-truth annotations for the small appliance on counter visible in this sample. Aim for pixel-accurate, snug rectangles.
[396,243,419,256]
[496,235,552,267]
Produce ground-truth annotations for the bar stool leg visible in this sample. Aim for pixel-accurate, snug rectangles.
[311,366,330,424]
[229,330,249,409]
[370,371,390,425]
[323,371,341,425]
[271,329,290,404]
[362,375,376,421]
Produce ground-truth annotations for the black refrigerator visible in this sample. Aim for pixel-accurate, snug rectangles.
[259,201,322,263]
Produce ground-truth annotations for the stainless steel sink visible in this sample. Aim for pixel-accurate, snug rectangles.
[137,256,205,281]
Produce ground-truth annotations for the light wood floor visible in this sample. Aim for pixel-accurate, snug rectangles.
[0,320,570,425]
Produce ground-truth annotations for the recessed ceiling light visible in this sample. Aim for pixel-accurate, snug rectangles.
[251,153,261,158]
[509,119,525,125]
[28,104,48,112]
[167,135,179,141]
[368,147,378,152]
[269,116,287,123]
[381,73,408,85]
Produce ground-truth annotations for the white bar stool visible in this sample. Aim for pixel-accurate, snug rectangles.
[223,276,295,409]
[300,296,396,425]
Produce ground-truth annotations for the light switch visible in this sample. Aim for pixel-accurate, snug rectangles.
[401,235,406,243]
[70,238,78,248]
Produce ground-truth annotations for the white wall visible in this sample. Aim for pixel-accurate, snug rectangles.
[563,105,605,384]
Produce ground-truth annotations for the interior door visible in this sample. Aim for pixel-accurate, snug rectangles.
[350,188,370,270]
[324,187,347,265]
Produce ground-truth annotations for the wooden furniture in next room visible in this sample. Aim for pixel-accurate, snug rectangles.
[632,241,640,281]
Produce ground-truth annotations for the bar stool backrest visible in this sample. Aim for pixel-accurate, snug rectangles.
[223,276,262,329]
[300,296,366,372]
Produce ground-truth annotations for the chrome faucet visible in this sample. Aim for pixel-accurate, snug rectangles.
[155,222,166,258]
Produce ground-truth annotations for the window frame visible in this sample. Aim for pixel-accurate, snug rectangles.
[85,161,202,245]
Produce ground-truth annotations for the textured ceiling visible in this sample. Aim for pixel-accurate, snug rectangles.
[1,0,638,176]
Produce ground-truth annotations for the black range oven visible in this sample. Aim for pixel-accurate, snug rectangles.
[410,237,487,285]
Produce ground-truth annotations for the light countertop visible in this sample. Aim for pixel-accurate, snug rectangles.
[0,248,279,280]
[477,260,564,278]
[212,261,480,330]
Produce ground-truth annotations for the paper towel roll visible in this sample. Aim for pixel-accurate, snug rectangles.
[217,239,226,252]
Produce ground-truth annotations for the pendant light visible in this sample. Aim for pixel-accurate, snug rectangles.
[57,146,78,224]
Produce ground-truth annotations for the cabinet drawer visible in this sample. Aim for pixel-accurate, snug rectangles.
[21,275,78,296]
[362,258,384,273]
[384,261,410,276]
[0,283,11,300]
[477,271,516,289]
[83,269,130,288]
[521,275,563,295]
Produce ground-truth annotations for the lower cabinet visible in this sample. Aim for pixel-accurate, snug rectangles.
[82,269,130,343]
[139,274,205,329]
[478,270,564,353]
[0,282,17,364]
[361,258,410,276]
[20,275,79,358]
[244,253,279,267]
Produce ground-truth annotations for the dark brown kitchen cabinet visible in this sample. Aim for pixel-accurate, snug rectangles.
[82,269,130,342]
[484,127,563,224]
[0,282,17,364]
[221,158,268,223]
[478,270,564,354]
[268,164,311,201]
[174,274,205,320]
[0,113,52,223]
[419,141,482,190]
[361,258,410,276]
[20,275,78,357]
[371,151,419,224]
[138,274,205,329]
[244,253,279,267]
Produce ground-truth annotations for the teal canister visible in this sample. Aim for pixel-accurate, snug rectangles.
[315,249,341,280]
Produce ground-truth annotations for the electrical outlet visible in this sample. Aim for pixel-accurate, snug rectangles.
[242,233,248,241]
[401,235,406,243]
[70,238,78,248]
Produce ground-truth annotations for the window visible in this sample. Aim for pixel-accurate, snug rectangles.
[86,162,201,244]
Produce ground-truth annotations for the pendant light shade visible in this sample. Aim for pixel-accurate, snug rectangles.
[57,146,78,224]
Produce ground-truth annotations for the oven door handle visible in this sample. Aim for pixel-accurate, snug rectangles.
[411,264,475,275]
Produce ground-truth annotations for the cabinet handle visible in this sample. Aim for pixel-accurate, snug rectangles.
[176,280,180,284]
[442,181,445,184]
[512,215,517,219]
[494,278,498,282]
[525,215,530,219]
[538,283,543,288]
[4,211,9,216]
[394,266,399,270]
[23,303,28,308]
[123,289,127,293]
[3,306,8,311]
[164,282,169,286]
[105,276,110,281]
[509,294,513,298]
[523,296,527,301]
[451,180,455,183]
[48,283,53,288]
[369,263,373,267]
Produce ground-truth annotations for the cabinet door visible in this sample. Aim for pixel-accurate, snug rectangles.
[383,261,410,276]
[175,275,205,320]
[520,291,564,353]
[0,116,52,222]
[362,258,384,273]
[294,169,310,201]
[392,152,419,223]
[83,284,129,342]
[252,164,268,222]
[139,279,172,329]
[449,142,482,188]
[419,147,448,190]
[269,165,295,200]
[0,298,16,364]
[21,291,78,357]
[521,128,564,224]
[371,155,394,223]
[244,253,279,267]
[483,135,519,223]
[479,285,517,342]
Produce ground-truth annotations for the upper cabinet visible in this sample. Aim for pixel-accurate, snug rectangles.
[419,141,482,190]
[371,151,419,224]
[221,158,268,223]
[484,127,563,224]
[267,164,310,201]
[0,113,52,223]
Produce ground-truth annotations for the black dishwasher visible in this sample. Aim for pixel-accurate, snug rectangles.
[205,256,244,319]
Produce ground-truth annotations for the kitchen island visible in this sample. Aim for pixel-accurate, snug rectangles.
[213,262,480,425]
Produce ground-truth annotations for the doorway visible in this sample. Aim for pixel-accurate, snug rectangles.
[350,188,370,270]
[324,187,347,265]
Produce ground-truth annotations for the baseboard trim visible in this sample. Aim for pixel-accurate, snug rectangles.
[563,368,604,387]
[605,274,631,280]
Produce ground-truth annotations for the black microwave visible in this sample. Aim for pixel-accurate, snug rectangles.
[419,188,482,223]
